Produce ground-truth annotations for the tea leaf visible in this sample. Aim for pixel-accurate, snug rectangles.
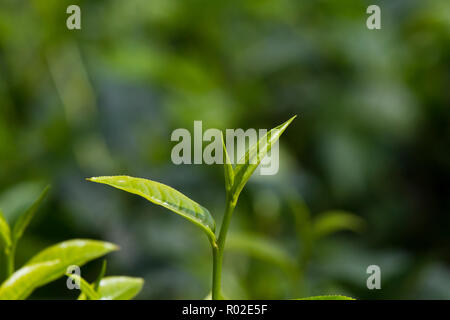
[0,210,11,253]
[313,211,364,239]
[95,276,144,300]
[0,260,61,299]
[12,186,49,244]
[0,181,45,223]
[67,273,100,300]
[222,133,234,194]
[295,295,355,300]
[76,260,108,301]
[232,116,296,201]
[87,176,216,242]
[289,196,313,244]
[25,239,118,284]
[93,260,107,291]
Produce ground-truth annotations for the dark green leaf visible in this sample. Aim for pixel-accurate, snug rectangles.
[12,186,49,244]
[227,232,296,274]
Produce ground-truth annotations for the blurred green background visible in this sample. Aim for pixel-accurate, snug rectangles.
[0,0,449,299]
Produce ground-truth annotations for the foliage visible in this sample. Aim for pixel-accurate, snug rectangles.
[0,186,143,300]
[0,0,449,300]
[89,116,350,300]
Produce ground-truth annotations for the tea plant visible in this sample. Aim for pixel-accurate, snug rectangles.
[88,116,353,300]
[0,186,143,300]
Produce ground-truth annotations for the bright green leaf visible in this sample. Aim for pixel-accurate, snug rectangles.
[25,239,118,285]
[78,260,108,300]
[313,211,365,239]
[232,116,296,201]
[295,295,355,300]
[94,260,107,291]
[227,232,296,274]
[87,176,216,242]
[12,185,49,244]
[0,260,61,300]
[95,276,144,300]
[222,133,234,194]
[0,210,11,253]
[67,274,100,300]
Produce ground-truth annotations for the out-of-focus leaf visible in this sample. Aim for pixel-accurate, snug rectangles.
[0,260,60,300]
[227,232,296,274]
[222,133,234,194]
[294,295,355,300]
[313,211,365,239]
[12,186,49,244]
[0,181,45,223]
[25,239,118,284]
[232,116,296,201]
[67,274,100,300]
[289,196,313,243]
[0,210,11,252]
[95,276,144,300]
[87,176,216,242]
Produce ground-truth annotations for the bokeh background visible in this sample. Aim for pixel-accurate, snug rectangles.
[0,0,449,299]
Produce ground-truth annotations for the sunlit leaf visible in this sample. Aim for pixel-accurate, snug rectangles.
[67,273,100,300]
[77,260,109,300]
[94,260,107,291]
[222,133,234,194]
[0,210,11,253]
[96,276,144,300]
[232,116,296,201]
[313,211,365,239]
[294,295,355,300]
[12,185,49,244]
[0,260,60,300]
[87,176,216,242]
[25,239,118,284]
[227,232,296,274]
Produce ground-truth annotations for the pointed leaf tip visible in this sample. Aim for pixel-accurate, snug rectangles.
[231,116,296,200]
[12,185,50,244]
[87,176,216,243]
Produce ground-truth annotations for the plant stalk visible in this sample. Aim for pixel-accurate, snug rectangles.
[0,245,14,282]
[212,195,236,300]
[6,245,15,277]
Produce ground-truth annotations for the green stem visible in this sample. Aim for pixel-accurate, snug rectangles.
[6,244,15,277]
[0,245,14,282]
[212,195,236,300]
